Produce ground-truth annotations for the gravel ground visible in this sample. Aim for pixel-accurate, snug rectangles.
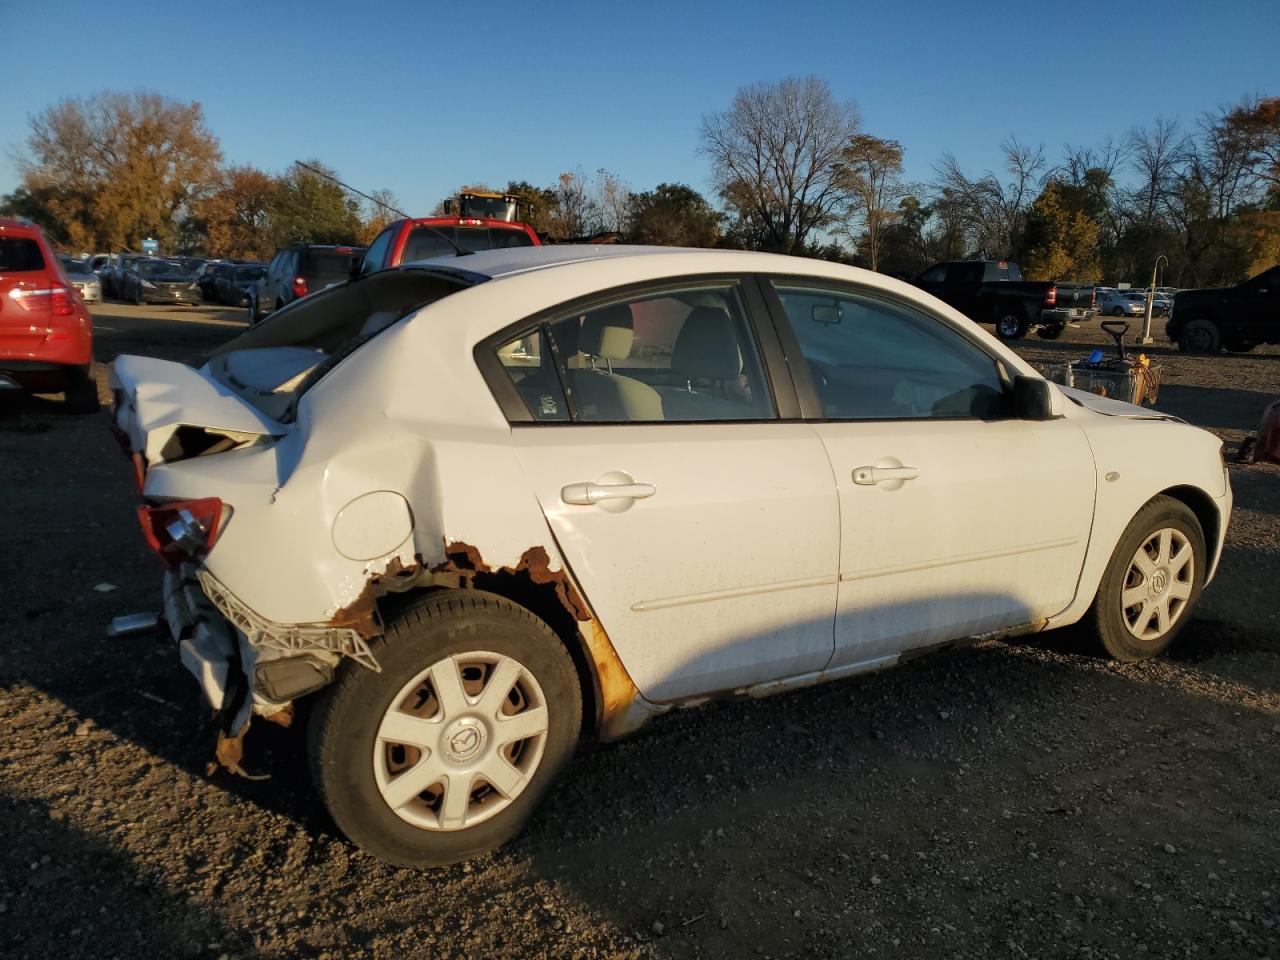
[1,307,1277,960]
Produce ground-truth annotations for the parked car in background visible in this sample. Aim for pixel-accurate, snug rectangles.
[110,245,1230,867]
[194,260,225,301]
[1096,289,1146,317]
[120,258,202,305]
[1169,264,1280,353]
[59,256,103,303]
[248,243,365,323]
[1122,291,1171,317]
[359,215,539,276]
[0,218,96,410]
[913,260,1095,339]
[211,262,265,306]
[102,253,146,300]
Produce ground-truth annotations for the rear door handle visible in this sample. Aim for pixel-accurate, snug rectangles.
[853,465,920,485]
[561,481,656,505]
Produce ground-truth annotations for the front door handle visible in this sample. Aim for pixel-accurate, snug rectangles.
[561,481,656,506]
[853,465,920,486]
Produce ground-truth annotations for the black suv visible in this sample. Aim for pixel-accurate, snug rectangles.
[1169,265,1280,353]
[248,243,365,324]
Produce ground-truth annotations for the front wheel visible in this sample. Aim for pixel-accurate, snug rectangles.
[1085,495,1205,661]
[1176,318,1221,354]
[308,591,582,867]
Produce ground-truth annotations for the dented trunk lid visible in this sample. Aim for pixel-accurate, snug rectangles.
[110,354,284,465]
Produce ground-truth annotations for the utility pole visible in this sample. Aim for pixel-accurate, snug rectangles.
[1140,254,1168,345]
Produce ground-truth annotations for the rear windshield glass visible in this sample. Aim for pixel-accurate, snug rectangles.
[403,225,534,262]
[304,249,364,280]
[235,265,265,280]
[138,260,187,277]
[0,238,46,272]
[207,268,477,422]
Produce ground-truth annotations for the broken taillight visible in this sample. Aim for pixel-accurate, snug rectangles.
[136,498,226,570]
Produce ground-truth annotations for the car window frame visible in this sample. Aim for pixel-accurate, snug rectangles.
[754,274,1016,423]
[474,273,803,425]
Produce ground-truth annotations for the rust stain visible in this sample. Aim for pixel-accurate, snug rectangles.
[431,539,643,739]
[262,703,295,728]
[328,554,422,637]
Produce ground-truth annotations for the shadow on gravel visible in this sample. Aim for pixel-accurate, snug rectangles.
[0,788,262,960]
[1158,383,1277,431]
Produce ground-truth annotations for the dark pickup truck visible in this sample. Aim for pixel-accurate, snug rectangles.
[914,260,1096,340]
[1168,264,1280,353]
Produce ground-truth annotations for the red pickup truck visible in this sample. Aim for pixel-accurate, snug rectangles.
[359,193,540,275]
[0,217,97,411]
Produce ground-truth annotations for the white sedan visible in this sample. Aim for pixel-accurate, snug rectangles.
[110,246,1231,866]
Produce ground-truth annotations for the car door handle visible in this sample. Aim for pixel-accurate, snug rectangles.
[853,465,920,485]
[561,481,657,505]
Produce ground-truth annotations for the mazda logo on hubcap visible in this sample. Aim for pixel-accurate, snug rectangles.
[444,718,485,762]
[1149,570,1169,597]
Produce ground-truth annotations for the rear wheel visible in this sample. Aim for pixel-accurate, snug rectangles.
[1176,317,1221,354]
[1085,495,1204,661]
[995,304,1029,339]
[1112,306,1125,317]
[63,366,99,413]
[308,591,582,867]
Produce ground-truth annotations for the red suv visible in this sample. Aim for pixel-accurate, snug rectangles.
[0,218,97,411]
[359,216,540,275]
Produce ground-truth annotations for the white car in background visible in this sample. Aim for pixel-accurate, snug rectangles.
[110,246,1231,866]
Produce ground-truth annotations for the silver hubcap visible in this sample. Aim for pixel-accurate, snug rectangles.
[373,652,549,832]
[998,316,1018,335]
[1121,528,1194,641]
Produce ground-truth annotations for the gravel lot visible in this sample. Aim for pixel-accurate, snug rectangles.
[1,305,1277,960]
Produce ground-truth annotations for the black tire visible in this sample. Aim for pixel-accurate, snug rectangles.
[63,366,100,413]
[1223,341,1256,353]
[246,297,258,325]
[994,304,1029,340]
[1036,323,1066,341]
[1084,495,1205,662]
[1111,306,1124,317]
[1176,317,1221,354]
[308,590,582,868]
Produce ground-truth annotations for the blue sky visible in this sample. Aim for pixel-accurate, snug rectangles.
[2,0,1277,213]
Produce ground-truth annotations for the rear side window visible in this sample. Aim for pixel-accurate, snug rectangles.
[304,249,362,281]
[402,225,534,262]
[0,238,45,272]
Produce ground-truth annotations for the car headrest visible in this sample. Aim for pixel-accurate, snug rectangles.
[672,307,742,381]
[580,303,634,361]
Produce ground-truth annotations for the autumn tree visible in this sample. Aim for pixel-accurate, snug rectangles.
[545,170,601,239]
[1020,181,1101,281]
[268,161,363,246]
[701,76,859,253]
[1224,96,1280,191]
[839,134,905,271]
[15,91,222,251]
[626,183,721,247]
[193,165,278,258]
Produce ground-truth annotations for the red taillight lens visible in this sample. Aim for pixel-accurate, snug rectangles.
[8,286,72,313]
[1045,286,1057,306]
[51,288,73,316]
[136,498,225,571]
[292,275,308,298]
[1091,289,1097,308]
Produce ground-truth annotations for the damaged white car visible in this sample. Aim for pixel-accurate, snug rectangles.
[110,246,1231,866]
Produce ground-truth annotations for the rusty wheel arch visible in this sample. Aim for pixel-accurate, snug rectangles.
[367,541,644,741]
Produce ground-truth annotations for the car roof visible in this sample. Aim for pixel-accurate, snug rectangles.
[407,244,743,279]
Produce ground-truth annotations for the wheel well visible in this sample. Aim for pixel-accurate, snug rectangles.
[1159,484,1221,571]
[379,577,601,739]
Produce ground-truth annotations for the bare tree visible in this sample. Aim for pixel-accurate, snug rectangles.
[932,138,1046,257]
[700,76,859,253]
[1125,117,1187,224]
[593,169,632,235]
[546,170,601,239]
[839,134,905,271]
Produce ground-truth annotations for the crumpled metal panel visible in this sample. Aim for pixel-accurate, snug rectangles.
[197,568,380,671]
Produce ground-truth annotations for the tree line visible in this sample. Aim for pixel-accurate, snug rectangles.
[4,82,1277,287]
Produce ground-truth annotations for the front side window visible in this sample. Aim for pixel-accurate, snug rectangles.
[495,284,775,423]
[771,282,1008,421]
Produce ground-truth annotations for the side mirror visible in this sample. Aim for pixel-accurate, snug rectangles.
[1013,375,1064,420]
